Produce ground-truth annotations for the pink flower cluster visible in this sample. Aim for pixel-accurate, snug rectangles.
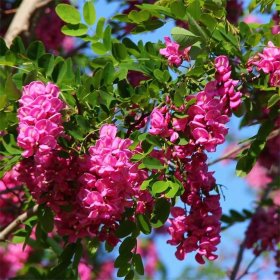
[248,41,280,87]
[150,56,241,152]
[17,81,65,157]
[59,124,149,243]
[17,96,151,247]
[245,206,280,267]
[168,195,221,264]
[160,36,191,67]
[148,55,242,263]
[0,243,31,280]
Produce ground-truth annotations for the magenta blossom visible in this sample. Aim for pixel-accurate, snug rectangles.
[160,36,191,67]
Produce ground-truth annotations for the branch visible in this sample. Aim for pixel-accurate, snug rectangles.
[209,128,280,166]
[229,189,270,280]
[230,241,246,280]
[4,0,52,47]
[236,255,259,280]
[0,204,39,242]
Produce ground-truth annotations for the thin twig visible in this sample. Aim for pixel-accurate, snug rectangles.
[230,241,246,280]
[4,0,52,47]
[209,128,280,166]
[236,255,259,280]
[0,204,39,242]
[229,188,270,280]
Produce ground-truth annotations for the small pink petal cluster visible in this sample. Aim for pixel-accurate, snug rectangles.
[17,81,65,157]
[245,161,272,189]
[168,195,221,264]
[78,260,93,280]
[160,36,191,67]
[0,168,23,228]
[0,243,31,280]
[248,41,280,87]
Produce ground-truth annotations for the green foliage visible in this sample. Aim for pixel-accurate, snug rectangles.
[55,4,81,24]
[236,120,275,177]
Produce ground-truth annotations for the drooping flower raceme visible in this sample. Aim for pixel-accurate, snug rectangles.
[17,81,65,157]
[150,55,241,264]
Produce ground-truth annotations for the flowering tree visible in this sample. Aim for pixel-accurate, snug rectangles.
[0,0,279,279]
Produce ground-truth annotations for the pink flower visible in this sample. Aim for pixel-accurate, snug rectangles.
[149,107,172,137]
[78,261,92,280]
[160,36,191,67]
[160,36,182,66]
[248,41,280,87]
[243,14,262,24]
[270,190,280,206]
[0,243,31,280]
[245,161,272,190]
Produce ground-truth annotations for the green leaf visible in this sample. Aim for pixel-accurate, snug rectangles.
[140,179,152,190]
[56,4,81,24]
[112,43,128,61]
[141,157,165,170]
[72,242,83,270]
[61,24,88,36]
[187,0,201,20]
[52,61,67,84]
[38,54,55,77]
[10,37,25,54]
[170,1,186,19]
[116,221,136,238]
[152,181,170,194]
[83,1,96,25]
[27,41,45,60]
[0,95,7,110]
[267,94,280,108]
[91,42,107,55]
[0,37,8,56]
[171,27,199,47]
[133,254,144,275]
[2,134,22,155]
[236,120,274,177]
[103,26,112,50]
[96,17,105,38]
[165,181,181,198]
[38,206,54,233]
[186,12,208,43]
[119,237,136,255]
[115,253,133,268]
[136,214,151,234]
[151,198,170,228]
[4,75,20,100]
[124,270,134,280]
